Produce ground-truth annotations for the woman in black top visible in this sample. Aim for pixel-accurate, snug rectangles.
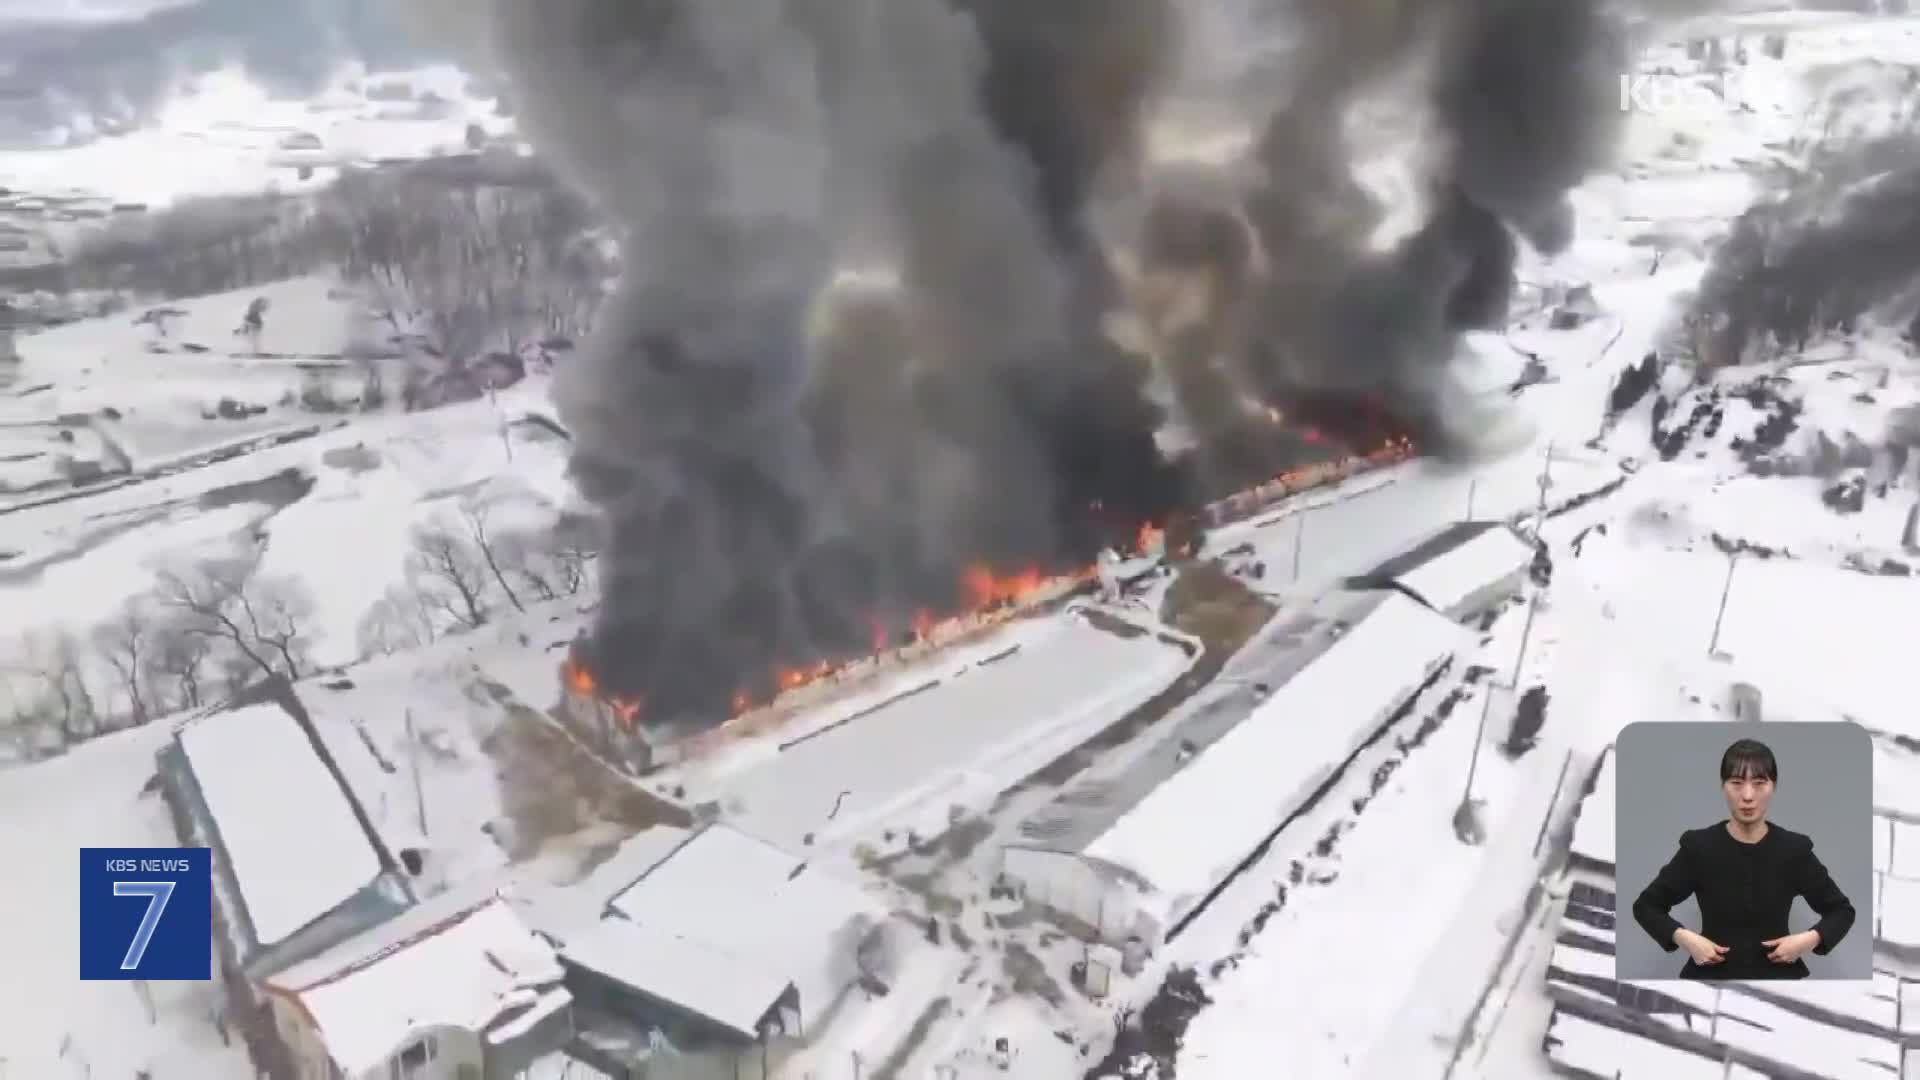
[1631,738,1855,980]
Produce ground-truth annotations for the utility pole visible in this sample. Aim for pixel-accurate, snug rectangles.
[1533,440,1556,536]
[1708,554,1739,660]
[1465,477,1479,520]
[1455,689,1495,845]
[1291,511,1306,582]
[404,709,428,834]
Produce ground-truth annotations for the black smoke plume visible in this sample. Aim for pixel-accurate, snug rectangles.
[421,0,1646,723]
[1691,130,1920,366]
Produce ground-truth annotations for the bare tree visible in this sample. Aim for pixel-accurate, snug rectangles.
[93,600,157,727]
[356,585,441,659]
[10,632,100,748]
[322,165,608,365]
[148,615,214,712]
[405,523,493,630]
[152,560,315,683]
[460,502,527,614]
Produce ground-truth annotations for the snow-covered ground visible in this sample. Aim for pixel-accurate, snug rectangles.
[0,64,512,209]
[1118,13,1920,1080]
[6,6,1920,1080]
[0,275,577,711]
[0,721,254,1079]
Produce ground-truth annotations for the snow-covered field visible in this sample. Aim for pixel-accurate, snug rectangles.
[0,275,577,708]
[0,64,512,209]
[5,6,1920,1080]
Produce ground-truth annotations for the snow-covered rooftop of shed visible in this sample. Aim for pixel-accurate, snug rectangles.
[562,917,792,1041]
[1547,929,1907,1078]
[177,702,383,946]
[1570,747,1618,868]
[1012,592,1381,854]
[1082,590,1469,918]
[264,892,566,1077]
[510,824,690,942]
[603,823,880,1033]
[1390,521,1535,615]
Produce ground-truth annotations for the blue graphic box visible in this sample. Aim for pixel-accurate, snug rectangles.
[79,847,213,981]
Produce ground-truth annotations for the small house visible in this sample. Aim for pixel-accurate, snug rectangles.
[550,823,885,1078]
[260,888,572,1080]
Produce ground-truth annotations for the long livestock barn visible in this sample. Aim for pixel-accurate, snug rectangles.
[999,588,1469,947]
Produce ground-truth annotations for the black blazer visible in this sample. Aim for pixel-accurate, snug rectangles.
[1631,822,1855,980]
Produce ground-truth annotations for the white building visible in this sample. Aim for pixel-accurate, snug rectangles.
[1001,589,1470,945]
[550,823,887,1077]
[261,888,573,1080]
[159,702,413,980]
[1542,747,1920,1079]
[1352,520,1538,624]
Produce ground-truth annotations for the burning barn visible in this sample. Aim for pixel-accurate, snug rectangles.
[556,557,1110,773]
[423,0,1638,743]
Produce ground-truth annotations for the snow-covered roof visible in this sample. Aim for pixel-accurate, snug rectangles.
[511,825,690,942]
[562,917,792,1041]
[1569,747,1618,868]
[572,824,880,1036]
[1546,936,1908,1078]
[1082,590,1469,922]
[264,890,567,1077]
[1389,522,1535,615]
[177,703,384,946]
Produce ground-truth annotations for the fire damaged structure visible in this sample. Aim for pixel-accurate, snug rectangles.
[425,0,1628,735]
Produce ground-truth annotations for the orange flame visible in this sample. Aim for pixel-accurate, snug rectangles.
[566,425,1419,726]
[960,564,1048,609]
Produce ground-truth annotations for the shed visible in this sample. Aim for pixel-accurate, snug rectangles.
[1350,520,1536,622]
[261,888,572,1080]
[1002,589,1469,944]
[555,823,883,1072]
[157,701,410,979]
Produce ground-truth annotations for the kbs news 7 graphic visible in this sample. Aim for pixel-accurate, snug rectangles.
[78,847,213,981]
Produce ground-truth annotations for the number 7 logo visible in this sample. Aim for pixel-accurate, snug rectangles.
[113,881,177,971]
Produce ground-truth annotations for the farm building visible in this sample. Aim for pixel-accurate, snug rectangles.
[1541,746,1920,1079]
[156,700,414,982]
[1000,589,1470,947]
[1349,519,1537,623]
[544,823,888,1078]
[260,886,573,1080]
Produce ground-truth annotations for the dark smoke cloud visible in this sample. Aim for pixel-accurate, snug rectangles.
[428,0,1655,721]
[1691,129,1920,366]
[1211,0,1632,458]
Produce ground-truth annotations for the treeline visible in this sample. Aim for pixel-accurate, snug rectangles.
[46,155,614,362]
[1,495,599,762]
